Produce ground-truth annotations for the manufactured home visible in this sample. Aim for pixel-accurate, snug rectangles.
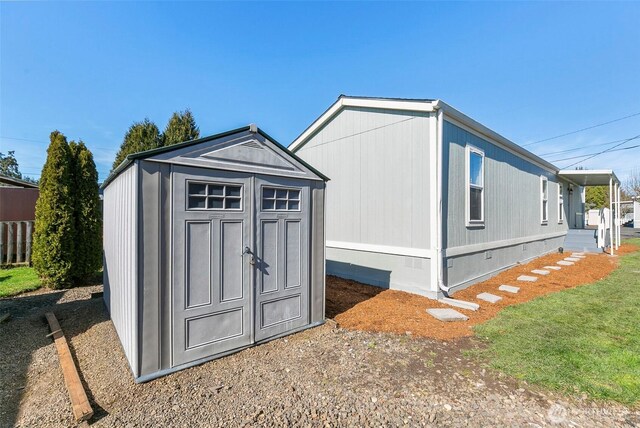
[102,125,328,382]
[290,96,623,299]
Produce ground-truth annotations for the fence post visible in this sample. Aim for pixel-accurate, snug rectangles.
[0,222,4,265]
[7,222,14,265]
[16,221,24,263]
[26,221,33,265]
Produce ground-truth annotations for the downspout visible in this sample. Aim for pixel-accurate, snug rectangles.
[432,104,452,297]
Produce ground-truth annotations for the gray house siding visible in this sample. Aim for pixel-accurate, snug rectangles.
[294,106,434,295]
[103,163,139,377]
[441,118,569,290]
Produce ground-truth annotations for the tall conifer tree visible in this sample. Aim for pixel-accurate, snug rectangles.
[32,131,75,288]
[70,141,102,282]
[112,118,161,170]
[163,109,200,146]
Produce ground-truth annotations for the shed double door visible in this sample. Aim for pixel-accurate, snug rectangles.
[172,167,309,367]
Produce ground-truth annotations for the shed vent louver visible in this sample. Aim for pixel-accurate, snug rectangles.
[241,141,262,150]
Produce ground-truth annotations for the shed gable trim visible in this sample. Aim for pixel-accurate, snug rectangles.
[103,126,328,189]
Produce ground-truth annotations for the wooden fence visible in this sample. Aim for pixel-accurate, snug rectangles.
[0,221,35,266]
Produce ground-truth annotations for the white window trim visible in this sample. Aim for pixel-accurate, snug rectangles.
[540,176,548,224]
[465,145,485,227]
[557,182,564,224]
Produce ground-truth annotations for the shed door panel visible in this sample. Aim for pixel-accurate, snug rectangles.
[172,168,252,367]
[254,175,310,342]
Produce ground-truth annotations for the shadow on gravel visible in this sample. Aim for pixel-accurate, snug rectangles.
[0,289,107,427]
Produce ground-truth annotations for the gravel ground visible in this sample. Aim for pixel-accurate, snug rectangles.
[1,285,639,427]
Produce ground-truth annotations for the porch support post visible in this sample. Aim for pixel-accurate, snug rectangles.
[609,177,614,255]
[616,183,622,248]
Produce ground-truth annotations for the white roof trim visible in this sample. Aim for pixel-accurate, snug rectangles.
[558,169,620,186]
[289,96,436,152]
[434,100,560,174]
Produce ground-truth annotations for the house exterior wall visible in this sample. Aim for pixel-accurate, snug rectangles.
[293,106,434,295]
[441,118,568,290]
[103,163,138,377]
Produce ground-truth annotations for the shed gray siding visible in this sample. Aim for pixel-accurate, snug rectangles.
[103,163,138,377]
[309,182,326,323]
[294,107,434,295]
[441,119,569,290]
[137,160,172,377]
[104,127,327,382]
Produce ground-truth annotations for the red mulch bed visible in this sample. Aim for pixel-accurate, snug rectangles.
[327,243,639,340]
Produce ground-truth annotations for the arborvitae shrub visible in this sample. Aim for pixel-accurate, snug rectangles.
[70,141,102,283]
[32,131,75,288]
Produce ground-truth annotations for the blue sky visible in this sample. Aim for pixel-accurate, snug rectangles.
[1,2,639,183]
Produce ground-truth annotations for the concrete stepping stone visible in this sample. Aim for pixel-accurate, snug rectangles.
[477,292,502,303]
[544,266,561,270]
[565,257,581,262]
[499,284,520,293]
[517,275,538,282]
[531,269,550,275]
[426,308,469,322]
[571,254,586,258]
[557,260,574,266]
[572,252,585,255]
[441,297,480,311]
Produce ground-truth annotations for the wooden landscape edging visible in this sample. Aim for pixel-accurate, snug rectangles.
[45,312,93,422]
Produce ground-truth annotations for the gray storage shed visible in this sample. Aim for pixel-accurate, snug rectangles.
[102,125,328,382]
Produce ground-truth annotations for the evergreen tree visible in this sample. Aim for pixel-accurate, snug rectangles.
[69,141,102,283]
[32,131,75,288]
[585,186,609,209]
[112,119,162,170]
[0,151,22,179]
[163,109,200,146]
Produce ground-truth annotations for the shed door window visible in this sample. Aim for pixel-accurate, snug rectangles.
[466,146,484,224]
[558,183,564,223]
[187,182,242,210]
[262,187,300,211]
[541,176,549,223]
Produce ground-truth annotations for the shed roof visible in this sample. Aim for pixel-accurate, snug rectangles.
[102,125,329,188]
[0,174,39,188]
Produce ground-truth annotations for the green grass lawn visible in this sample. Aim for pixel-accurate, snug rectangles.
[0,267,42,298]
[475,238,640,405]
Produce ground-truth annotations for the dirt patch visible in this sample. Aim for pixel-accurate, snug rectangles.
[330,247,634,340]
[2,286,637,427]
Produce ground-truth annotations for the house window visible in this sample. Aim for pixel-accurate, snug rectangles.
[540,176,548,223]
[262,187,301,211]
[466,145,484,225]
[187,181,242,210]
[558,183,564,223]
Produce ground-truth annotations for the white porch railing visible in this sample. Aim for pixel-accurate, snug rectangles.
[596,208,611,250]
[0,221,35,266]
